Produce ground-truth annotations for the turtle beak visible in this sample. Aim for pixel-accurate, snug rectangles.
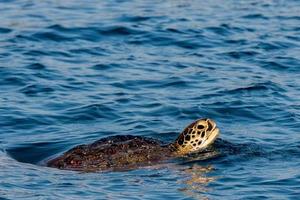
[203,119,219,147]
[207,119,217,132]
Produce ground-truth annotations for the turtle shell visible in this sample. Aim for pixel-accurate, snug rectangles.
[47,135,174,171]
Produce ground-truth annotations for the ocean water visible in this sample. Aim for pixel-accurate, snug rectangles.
[0,0,300,199]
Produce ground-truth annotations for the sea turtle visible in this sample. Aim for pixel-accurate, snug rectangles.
[47,118,219,171]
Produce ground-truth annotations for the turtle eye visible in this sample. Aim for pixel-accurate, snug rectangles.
[197,125,205,129]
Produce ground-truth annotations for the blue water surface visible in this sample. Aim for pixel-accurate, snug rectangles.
[0,0,300,199]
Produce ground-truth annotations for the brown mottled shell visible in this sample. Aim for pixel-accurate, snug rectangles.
[47,135,174,171]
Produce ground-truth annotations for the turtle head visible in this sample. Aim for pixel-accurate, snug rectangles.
[172,118,219,155]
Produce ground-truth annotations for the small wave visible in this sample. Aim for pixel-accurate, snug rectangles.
[19,84,55,96]
[224,81,286,95]
[260,60,297,71]
[26,63,47,70]
[205,26,231,36]
[1,76,27,87]
[0,115,53,130]
[23,50,49,56]
[48,24,146,38]
[219,50,259,59]
[97,26,145,36]
[254,41,284,51]
[0,27,12,34]
[141,105,181,117]
[46,24,101,42]
[227,84,269,94]
[32,31,74,42]
[91,63,121,71]
[161,80,189,88]
[276,16,300,20]
[224,39,248,45]
[61,103,120,121]
[47,24,89,33]
[118,15,152,22]
[242,14,269,20]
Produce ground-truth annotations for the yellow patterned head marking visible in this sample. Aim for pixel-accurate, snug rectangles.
[174,118,219,155]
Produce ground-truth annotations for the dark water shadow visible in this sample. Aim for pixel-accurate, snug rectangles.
[6,141,65,164]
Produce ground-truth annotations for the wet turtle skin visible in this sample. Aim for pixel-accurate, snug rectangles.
[47,135,175,171]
